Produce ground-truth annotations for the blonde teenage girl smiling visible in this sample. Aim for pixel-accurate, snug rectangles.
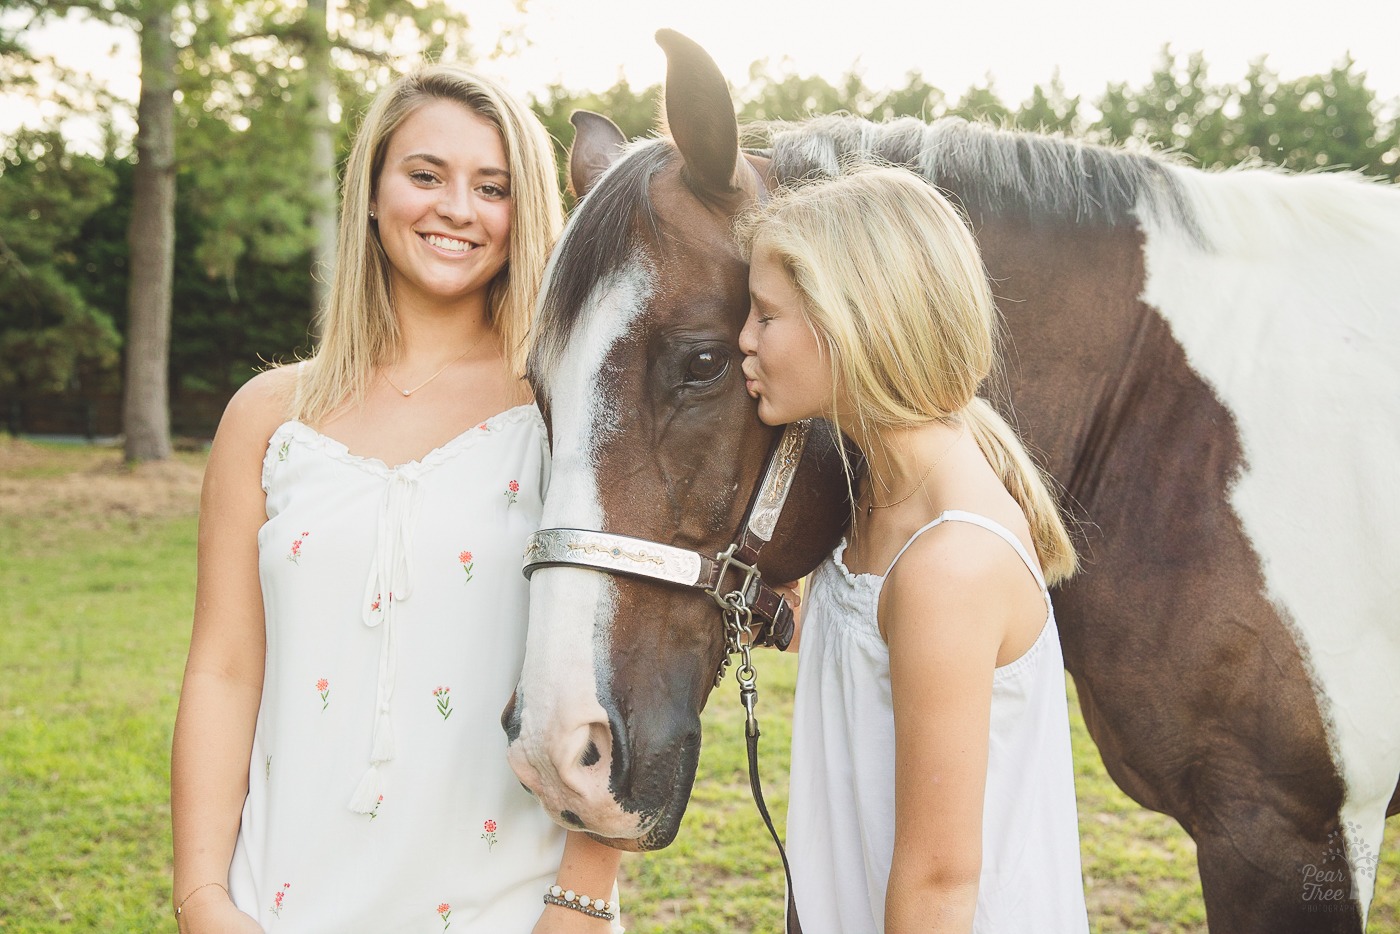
[739,166,1089,934]
[171,65,621,933]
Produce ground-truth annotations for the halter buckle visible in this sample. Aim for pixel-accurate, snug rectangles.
[706,542,760,613]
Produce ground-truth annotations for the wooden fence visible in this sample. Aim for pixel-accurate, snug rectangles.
[1,391,230,441]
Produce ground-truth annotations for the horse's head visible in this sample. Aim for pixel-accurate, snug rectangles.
[502,30,848,850]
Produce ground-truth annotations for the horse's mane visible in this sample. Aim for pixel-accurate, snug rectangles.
[759,115,1202,238]
[529,139,675,385]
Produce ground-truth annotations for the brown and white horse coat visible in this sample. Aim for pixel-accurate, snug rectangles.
[506,32,1400,931]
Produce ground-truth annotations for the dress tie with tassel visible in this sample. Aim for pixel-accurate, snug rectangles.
[348,468,421,813]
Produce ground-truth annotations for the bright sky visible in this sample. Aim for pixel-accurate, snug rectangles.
[11,0,1400,151]
[467,0,1400,107]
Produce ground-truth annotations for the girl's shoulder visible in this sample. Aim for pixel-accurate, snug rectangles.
[877,515,1038,644]
[216,364,304,456]
[200,364,307,523]
[888,519,1024,597]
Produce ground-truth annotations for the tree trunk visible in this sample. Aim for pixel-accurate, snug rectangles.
[121,1,177,462]
[307,0,337,333]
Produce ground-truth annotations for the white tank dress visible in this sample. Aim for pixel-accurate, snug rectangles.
[228,404,574,933]
[786,510,1089,933]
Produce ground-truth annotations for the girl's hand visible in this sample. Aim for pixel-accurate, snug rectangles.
[774,579,804,652]
[176,887,262,934]
[773,580,802,610]
[738,580,804,649]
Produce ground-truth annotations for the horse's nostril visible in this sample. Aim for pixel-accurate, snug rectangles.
[559,809,586,828]
[580,740,600,768]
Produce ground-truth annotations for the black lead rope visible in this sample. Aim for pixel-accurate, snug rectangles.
[746,722,803,934]
[736,643,803,934]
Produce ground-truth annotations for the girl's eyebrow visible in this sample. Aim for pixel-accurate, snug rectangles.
[400,152,447,166]
[399,153,510,180]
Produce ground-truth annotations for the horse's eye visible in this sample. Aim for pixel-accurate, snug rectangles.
[685,349,729,383]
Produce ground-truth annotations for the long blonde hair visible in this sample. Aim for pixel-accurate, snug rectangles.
[295,63,562,425]
[737,165,1077,584]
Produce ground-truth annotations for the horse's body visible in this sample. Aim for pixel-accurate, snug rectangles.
[505,32,1400,931]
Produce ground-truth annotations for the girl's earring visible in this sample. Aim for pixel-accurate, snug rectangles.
[368,210,377,219]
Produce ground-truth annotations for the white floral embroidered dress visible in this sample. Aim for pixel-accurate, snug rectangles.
[229,404,566,933]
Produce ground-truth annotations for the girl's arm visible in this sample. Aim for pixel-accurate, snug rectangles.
[880,529,1013,934]
[533,831,624,932]
[171,373,289,933]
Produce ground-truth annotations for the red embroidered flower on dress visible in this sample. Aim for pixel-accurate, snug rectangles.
[287,531,310,564]
[504,479,520,506]
[459,550,474,582]
[316,678,329,710]
[481,818,498,850]
[438,902,452,929]
[270,882,290,917]
[369,794,383,821]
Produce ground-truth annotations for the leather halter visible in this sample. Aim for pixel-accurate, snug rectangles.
[522,419,810,664]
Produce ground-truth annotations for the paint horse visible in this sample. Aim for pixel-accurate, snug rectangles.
[504,30,1400,932]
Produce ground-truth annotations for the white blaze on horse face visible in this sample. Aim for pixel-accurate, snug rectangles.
[1139,168,1400,920]
[510,260,656,839]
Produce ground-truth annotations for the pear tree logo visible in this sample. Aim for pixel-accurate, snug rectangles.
[1298,820,1377,911]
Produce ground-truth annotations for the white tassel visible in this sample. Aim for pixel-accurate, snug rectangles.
[347,765,380,813]
[370,711,395,761]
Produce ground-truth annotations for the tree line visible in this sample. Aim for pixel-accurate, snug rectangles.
[2,7,1397,458]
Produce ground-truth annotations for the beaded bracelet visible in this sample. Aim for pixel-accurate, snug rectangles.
[543,884,616,921]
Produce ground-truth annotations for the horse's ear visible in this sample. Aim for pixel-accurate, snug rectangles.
[569,110,627,198]
[656,28,742,196]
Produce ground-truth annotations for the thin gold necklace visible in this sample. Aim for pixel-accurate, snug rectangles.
[382,336,482,397]
[864,424,965,517]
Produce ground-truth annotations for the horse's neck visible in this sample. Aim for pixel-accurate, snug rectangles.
[970,213,1157,491]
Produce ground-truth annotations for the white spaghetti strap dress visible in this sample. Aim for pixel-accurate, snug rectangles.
[227,404,586,933]
[786,509,1089,933]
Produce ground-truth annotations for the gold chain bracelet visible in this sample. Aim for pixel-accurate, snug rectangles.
[174,881,228,916]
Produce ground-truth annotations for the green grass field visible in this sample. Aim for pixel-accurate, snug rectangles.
[1,438,1397,932]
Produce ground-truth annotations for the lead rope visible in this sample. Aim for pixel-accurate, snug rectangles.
[721,594,803,934]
